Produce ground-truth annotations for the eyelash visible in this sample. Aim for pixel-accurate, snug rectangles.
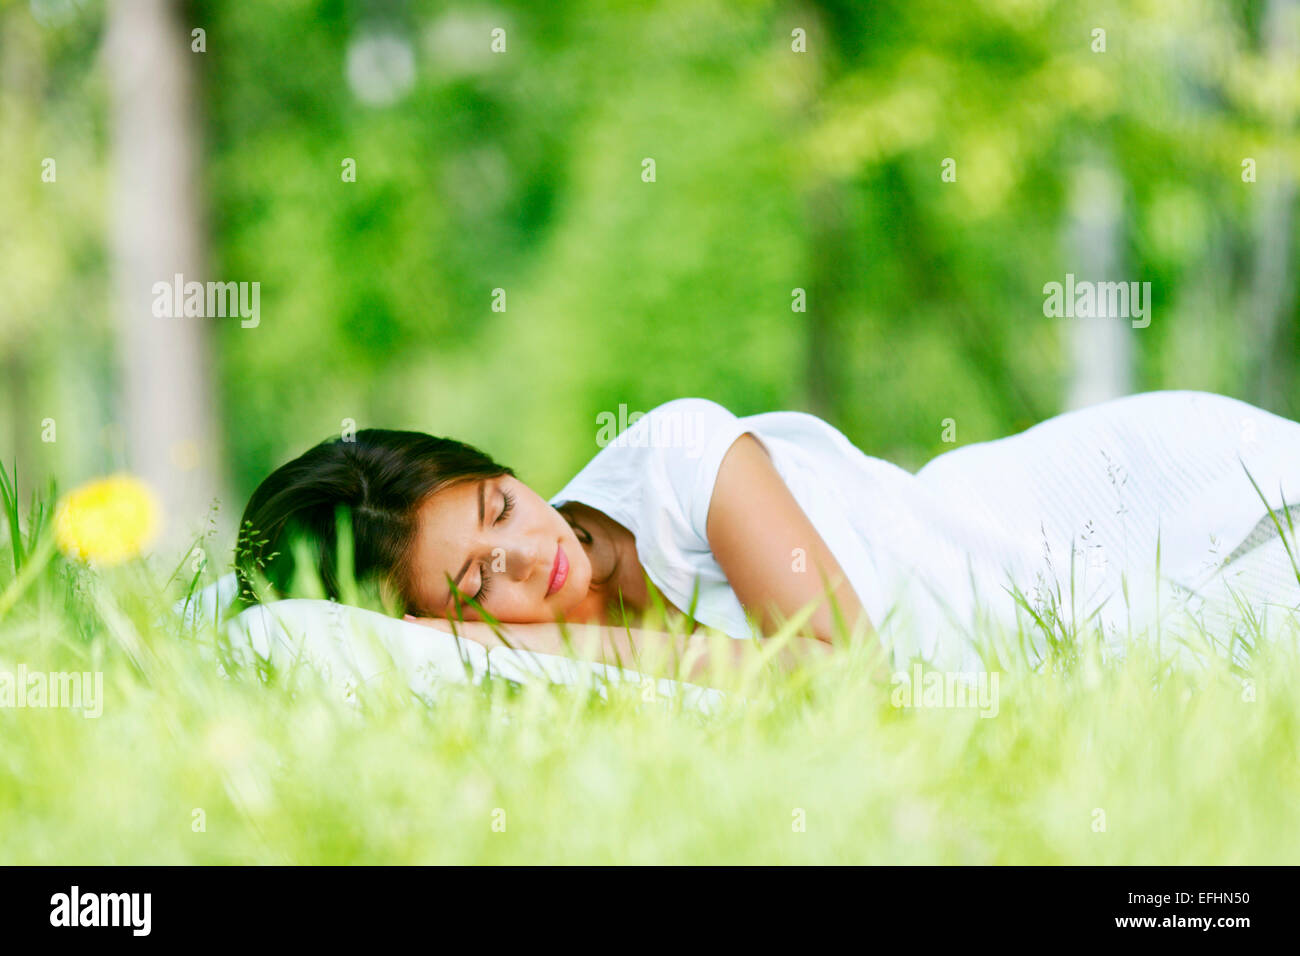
[473,489,515,601]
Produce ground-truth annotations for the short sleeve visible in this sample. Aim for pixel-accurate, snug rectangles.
[606,399,747,544]
[547,398,757,632]
[548,400,754,541]
[671,400,754,544]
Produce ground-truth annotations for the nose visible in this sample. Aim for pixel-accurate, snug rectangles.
[506,540,545,582]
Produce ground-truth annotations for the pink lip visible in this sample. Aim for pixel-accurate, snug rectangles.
[546,544,569,597]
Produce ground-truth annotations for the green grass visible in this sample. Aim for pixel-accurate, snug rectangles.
[3,464,1299,864]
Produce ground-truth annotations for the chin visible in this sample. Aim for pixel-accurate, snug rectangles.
[549,574,589,621]
[552,588,582,618]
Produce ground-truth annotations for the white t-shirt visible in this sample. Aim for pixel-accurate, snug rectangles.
[549,393,1300,672]
[547,398,899,650]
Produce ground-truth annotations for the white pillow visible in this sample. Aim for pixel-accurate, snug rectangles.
[180,574,725,713]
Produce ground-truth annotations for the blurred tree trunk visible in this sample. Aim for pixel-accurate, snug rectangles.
[105,0,221,552]
[1247,0,1298,414]
[1064,154,1134,410]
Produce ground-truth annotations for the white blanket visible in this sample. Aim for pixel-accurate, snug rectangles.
[864,390,1300,667]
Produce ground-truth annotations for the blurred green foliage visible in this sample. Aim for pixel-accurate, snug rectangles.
[3,0,1298,539]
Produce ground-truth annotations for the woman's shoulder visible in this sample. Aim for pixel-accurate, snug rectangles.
[624,397,739,430]
[554,398,756,532]
[595,398,740,455]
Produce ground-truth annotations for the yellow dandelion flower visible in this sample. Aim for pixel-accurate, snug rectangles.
[54,474,162,566]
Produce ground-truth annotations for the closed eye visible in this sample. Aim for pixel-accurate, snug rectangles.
[470,487,514,602]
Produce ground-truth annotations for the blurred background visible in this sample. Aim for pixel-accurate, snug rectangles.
[2,0,1298,556]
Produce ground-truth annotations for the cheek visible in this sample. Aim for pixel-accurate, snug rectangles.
[561,551,590,606]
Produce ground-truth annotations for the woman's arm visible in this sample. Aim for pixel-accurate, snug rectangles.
[403,615,834,686]
[706,433,873,647]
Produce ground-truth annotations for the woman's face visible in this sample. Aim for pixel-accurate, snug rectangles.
[403,474,592,623]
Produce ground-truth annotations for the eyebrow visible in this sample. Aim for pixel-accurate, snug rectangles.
[443,480,487,609]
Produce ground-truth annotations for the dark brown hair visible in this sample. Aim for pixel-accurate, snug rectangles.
[234,429,512,611]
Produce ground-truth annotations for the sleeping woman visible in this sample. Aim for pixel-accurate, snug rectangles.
[234,392,1300,679]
